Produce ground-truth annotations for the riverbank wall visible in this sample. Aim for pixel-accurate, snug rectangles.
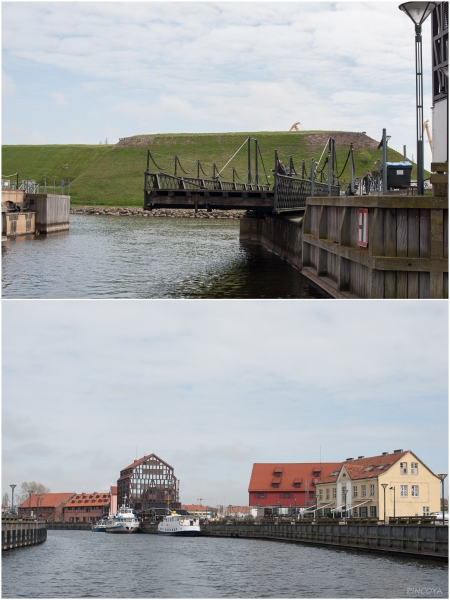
[2,191,70,238]
[2,516,47,551]
[240,194,448,299]
[201,522,448,560]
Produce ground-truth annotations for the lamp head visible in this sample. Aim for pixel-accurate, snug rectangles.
[399,2,436,26]
[438,474,448,481]
[389,486,395,490]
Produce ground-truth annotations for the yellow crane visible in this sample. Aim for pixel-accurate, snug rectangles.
[423,119,432,150]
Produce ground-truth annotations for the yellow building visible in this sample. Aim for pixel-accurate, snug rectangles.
[315,450,441,520]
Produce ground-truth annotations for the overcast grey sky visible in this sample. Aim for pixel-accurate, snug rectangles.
[2,1,434,167]
[2,300,447,507]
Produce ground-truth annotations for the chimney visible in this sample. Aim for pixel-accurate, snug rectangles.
[346,458,354,461]
[382,452,389,456]
[358,456,364,459]
[393,449,403,454]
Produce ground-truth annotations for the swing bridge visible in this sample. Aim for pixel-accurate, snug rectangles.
[143,136,347,214]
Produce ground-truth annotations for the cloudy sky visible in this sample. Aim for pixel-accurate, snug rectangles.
[2,300,448,507]
[2,1,434,166]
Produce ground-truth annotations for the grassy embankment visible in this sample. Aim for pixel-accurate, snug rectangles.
[2,132,418,208]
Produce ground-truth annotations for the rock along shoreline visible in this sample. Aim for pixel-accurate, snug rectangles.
[70,207,245,219]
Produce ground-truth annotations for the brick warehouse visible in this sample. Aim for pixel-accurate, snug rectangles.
[248,462,342,514]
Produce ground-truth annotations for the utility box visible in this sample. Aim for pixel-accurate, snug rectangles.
[385,162,413,189]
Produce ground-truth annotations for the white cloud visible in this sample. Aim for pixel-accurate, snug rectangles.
[1,1,435,161]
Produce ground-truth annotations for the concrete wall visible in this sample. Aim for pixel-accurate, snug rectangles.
[28,194,70,233]
[240,214,303,270]
[202,522,447,560]
[2,212,35,236]
[2,517,47,551]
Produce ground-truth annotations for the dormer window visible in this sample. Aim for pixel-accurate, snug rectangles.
[364,466,373,472]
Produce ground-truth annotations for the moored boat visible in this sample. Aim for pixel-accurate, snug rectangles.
[105,506,140,533]
[157,511,200,536]
[91,517,108,532]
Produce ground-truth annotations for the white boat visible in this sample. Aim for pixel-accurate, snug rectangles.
[91,517,108,532]
[105,506,140,534]
[157,511,201,536]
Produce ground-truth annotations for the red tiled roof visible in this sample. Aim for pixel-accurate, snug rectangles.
[248,463,342,492]
[319,451,410,484]
[17,493,75,509]
[181,504,207,511]
[66,493,110,507]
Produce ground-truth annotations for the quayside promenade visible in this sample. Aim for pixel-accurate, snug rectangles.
[138,519,448,561]
[201,521,448,561]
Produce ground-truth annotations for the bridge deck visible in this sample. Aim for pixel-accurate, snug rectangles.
[144,172,275,212]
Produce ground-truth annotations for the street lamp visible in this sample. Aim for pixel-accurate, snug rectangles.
[437,474,447,524]
[9,485,16,514]
[381,483,389,524]
[294,497,297,520]
[390,486,396,518]
[28,490,34,517]
[36,495,42,520]
[399,1,437,195]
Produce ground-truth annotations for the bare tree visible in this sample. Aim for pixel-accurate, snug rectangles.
[2,492,10,509]
[17,482,50,504]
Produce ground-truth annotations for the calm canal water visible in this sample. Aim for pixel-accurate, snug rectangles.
[1,215,330,299]
[2,531,447,598]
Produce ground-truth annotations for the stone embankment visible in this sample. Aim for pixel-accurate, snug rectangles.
[70,207,245,219]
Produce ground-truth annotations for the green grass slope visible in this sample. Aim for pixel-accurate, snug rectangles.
[2,132,418,207]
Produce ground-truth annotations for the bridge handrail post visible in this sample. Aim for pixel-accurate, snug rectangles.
[255,139,259,185]
[247,137,252,185]
[174,155,178,177]
[310,159,315,197]
[350,144,355,195]
[197,160,200,179]
[273,173,278,212]
[328,151,332,196]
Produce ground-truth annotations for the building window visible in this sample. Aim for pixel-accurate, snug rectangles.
[332,488,337,499]
[319,489,323,500]
[370,484,375,496]
[353,486,358,498]
[273,484,279,488]
[423,506,430,516]
[412,485,419,497]
[400,462,408,475]
[411,462,418,475]
[361,507,368,517]
[370,506,377,517]
[257,493,265,498]
[310,492,314,498]
[400,485,408,497]
[326,489,330,500]
[294,483,301,488]
[282,493,290,498]
[353,507,358,517]
[361,485,366,497]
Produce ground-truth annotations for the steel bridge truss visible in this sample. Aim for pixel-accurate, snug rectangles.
[144,171,340,214]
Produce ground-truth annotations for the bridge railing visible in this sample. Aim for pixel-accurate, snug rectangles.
[273,175,340,213]
[145,172,271,193]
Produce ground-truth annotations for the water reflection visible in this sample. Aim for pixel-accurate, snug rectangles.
[2,215,330,299]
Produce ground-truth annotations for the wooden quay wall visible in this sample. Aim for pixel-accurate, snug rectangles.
[2,516,47,551]
[302,195,448,299]
[201,522,448,560]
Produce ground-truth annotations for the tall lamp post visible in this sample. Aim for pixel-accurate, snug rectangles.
[9,484,17,514]
[437,474,447,524]
[28,490,34,518]
[399,1,437,195]
[389,486,396,518]
[381,483,389,524]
